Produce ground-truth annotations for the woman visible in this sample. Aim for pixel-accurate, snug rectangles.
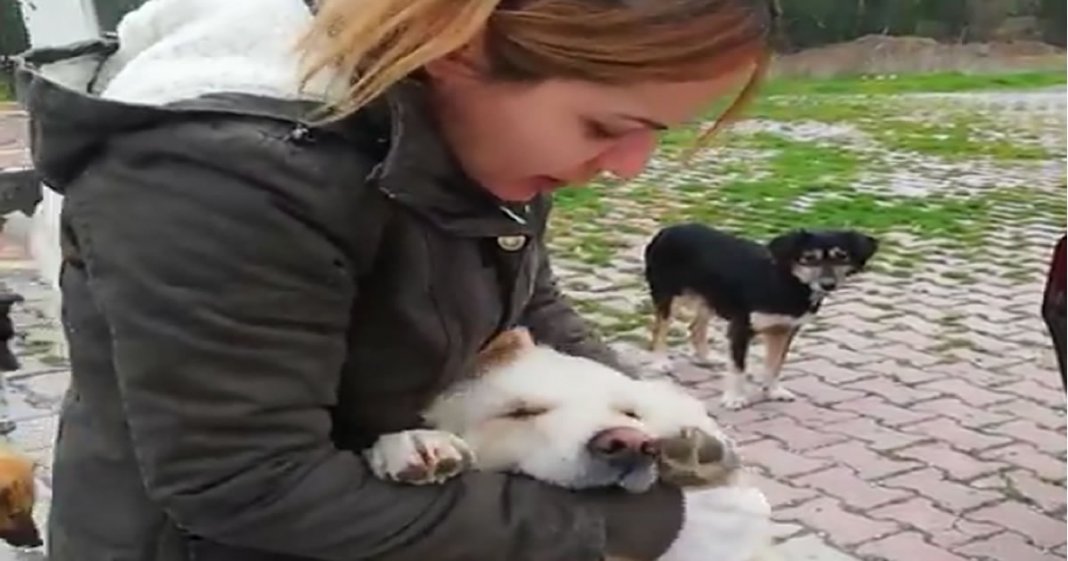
[16,0,774,559]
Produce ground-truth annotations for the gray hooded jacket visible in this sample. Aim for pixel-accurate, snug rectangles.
[14,1,683,560]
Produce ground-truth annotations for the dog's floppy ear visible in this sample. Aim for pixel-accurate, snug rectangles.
[767,229,809,266]
[475,327,536,375]
[846,232,879,272]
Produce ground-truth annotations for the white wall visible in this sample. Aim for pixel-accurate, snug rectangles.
[17,0,100,48]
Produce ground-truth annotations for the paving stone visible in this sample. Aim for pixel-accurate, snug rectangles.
[857,531,970,561]
[987,420,1068,456]
[996,379,1067,409]
[774,534,863,561]
[903,418,1014,453]
[971,470,1068,515]
[987,397,1067,431]
[743,416,851,451]
[869,498,1001,547]
[775,497,901,547]
[794,466,913,509]
[834,396,939,427]
[954,532,1066,561]
[896,444,1009,481]
[821,417,930,452]
[749,470,822,509]
[809,441,922,480]
[915,378,1015,407]
[741,438,834,478]
[782,375,867,406]
[911,398,1016,429]
[881,468,1002,513]
[980,444,1067,482]
[772,400,861,427]
[966,501,1067,549]
[840,376,941,406]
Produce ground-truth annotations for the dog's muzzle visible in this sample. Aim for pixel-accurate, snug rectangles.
[586,427,661,492]
[587,427,659,471]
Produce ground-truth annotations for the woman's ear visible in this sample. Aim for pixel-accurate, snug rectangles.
[424,32,487,82]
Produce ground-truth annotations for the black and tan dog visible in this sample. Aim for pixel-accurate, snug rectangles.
[644,224,878,410]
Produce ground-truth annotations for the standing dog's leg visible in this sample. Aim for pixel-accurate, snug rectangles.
[646,296,676,373]
[688,303,712,365]
[760,326,798,402]
[721,319,753,410]
[650,295,673,355]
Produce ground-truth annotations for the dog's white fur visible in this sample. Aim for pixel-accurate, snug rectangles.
[368,329,772,561]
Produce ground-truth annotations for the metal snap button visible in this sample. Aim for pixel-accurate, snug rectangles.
[497,235,527,252]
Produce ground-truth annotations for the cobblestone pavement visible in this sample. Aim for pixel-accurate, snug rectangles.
[0,88,1065,561]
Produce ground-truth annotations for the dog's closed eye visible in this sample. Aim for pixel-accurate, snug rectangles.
[617,407,641,420]
[500,402,550,420]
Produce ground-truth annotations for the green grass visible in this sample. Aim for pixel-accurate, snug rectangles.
[762,71,1067,97]
[867,118,1053,161]
[547,71,1067,284]
[0,78,11,102]
[722,96,1056,161]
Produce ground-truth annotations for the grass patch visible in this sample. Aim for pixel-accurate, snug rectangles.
[868,119,1051,160]
[762,71,1067,97]
[548,72,1066,276]
[552,187,605,217]
[733,97,1053,161]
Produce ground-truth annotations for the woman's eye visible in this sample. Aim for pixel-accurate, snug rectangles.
[584,120,623,140]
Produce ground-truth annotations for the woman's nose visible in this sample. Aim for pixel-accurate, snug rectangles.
[596,130,657,181]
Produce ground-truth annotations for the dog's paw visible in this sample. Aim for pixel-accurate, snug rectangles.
[658,427,739,488]
[720,391,750,411]
[763,385,796,402]
[364,429,474,485]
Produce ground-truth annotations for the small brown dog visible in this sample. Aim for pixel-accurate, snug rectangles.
[0,443,41,548]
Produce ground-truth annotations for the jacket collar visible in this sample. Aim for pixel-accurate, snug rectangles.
[354,79,538,238]
[16,38,541,239]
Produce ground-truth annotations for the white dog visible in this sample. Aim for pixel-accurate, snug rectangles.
[365,328,773,561]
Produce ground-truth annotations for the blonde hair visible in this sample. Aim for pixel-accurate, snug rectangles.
[300,0,774,138]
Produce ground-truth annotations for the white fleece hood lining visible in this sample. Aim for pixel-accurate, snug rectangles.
[39,0,342,107]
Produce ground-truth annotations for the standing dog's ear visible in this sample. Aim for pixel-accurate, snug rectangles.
[767,230,809,266]
[846,232,879,273]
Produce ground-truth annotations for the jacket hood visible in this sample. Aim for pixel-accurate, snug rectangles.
[15,0,534,236]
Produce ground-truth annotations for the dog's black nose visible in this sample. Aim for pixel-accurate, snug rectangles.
[818,280,838,290]
[588,427,658,467]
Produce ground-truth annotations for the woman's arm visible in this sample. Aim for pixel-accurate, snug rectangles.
[64,118,615,561]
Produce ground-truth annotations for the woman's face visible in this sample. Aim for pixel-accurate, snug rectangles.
[426,52,754,203]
